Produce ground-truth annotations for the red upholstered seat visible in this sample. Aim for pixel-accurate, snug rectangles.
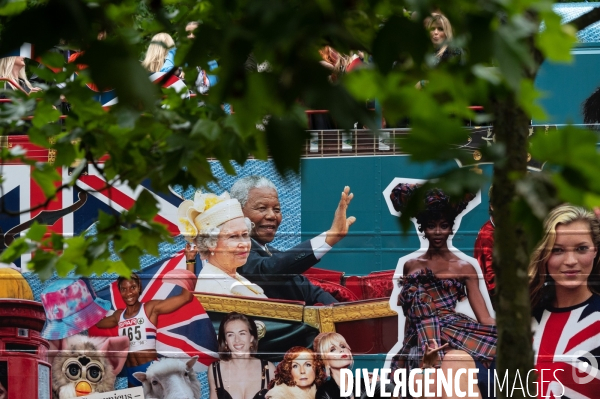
[304,268,395,302]
[306,277,359,303]
[344,271,395,300]
[303,267,344,284]
[344,276,364,300]
[358,271,395,299]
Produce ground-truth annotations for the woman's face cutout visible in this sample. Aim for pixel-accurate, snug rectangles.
[546,220,597,295]
[423,218,452,248]
[290,352,316,389]
[224,319,254,357]
[210,217,251,270]
[323,339,352,370]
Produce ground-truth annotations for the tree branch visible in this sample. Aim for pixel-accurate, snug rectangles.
[570,6,600,32]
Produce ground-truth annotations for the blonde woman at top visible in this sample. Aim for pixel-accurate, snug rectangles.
[141,33,176,73]
[416,13,461,90]
[0,56,40,93]
[177,190,267,298]
[425,13,455,62]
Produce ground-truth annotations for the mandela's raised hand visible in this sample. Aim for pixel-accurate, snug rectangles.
[325,186,356,246]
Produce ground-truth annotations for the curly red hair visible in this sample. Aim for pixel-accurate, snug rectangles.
[269,347,326,389]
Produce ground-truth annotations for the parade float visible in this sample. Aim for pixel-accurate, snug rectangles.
[0,4,599,396]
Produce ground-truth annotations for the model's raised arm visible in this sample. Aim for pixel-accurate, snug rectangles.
[95,309,122,329]
[149,288,193,318]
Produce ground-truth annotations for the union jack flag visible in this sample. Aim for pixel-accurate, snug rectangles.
[89,252,219,372]
[0,163,181,268]
[532,295,600,399]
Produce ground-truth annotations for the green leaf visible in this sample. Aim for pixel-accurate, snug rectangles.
[530,126,599,169]
[517,79,547,121]
[53,141,79,167]
[107,260,132,277]
[314,0,333,13]
[583,191,600,210]
[371,15,428,75]
[530,126,600,205]
[62,236,88,262]
[97,211,117,233]
[55,256,75,276]
[0,237,34,264]
[25,222,47,242]
[114,228,143,252]
[28,250,58,279]
[552,173,586,205]
[50,232,64,250]
[130,189,159,221]
[32,101,61,129]
[40,51,66,69]
[0,0,26,16]
[265,114,309,173]
[138,228,165,256]
[120,246,142,270]
[81,41,159,110]
[472,65,501,86]
[87,242,108,259]
[493,28,529,90]
[536,10,576,63]
[31,164,61,198]
[191,119,221,141]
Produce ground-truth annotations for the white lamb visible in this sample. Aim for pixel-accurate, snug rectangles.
[133,356,201,399]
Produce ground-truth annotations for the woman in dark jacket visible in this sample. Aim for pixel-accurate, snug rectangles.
[427,13,462,66]
[416,13,463,90]
[314,332,353,399]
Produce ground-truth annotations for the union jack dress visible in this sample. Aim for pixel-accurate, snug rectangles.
[532,294,600,399]
[391,268,497,371]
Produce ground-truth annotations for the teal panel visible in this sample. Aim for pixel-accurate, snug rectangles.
[353,353,388,372]
[301,156,493,276]
[534,44,600,124]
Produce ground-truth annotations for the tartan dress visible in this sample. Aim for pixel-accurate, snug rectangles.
[391,268,497,370]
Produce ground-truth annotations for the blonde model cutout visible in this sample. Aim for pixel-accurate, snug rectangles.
[313,332,354,374]
[528,204,600,310]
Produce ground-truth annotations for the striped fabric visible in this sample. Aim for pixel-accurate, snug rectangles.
[532,294,600,398]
